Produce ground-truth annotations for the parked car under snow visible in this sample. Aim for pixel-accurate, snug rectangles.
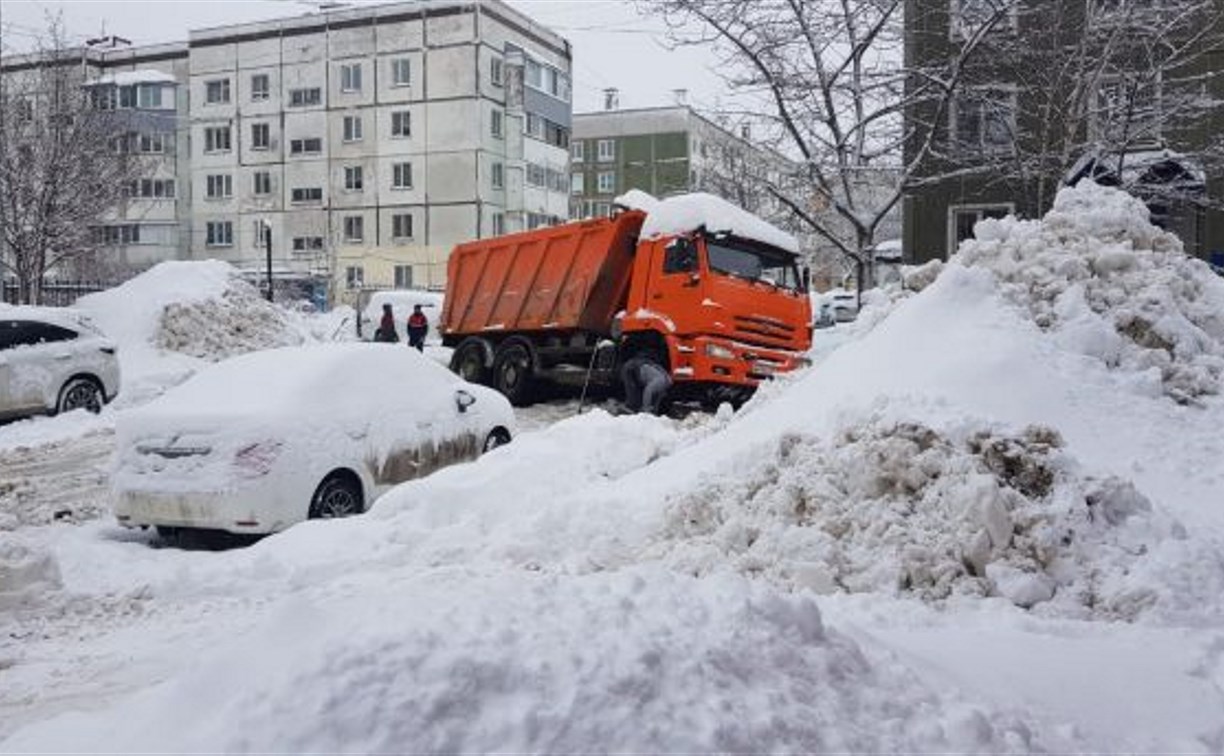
[0,306,120,421]
[112,343,515,537]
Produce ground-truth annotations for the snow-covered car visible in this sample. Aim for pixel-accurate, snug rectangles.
[0,306,120,421]
[112,343,515,536]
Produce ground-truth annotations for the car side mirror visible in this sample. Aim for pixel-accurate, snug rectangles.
[455,389,476,413]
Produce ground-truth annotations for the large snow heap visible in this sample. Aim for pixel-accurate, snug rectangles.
[956,181,1224,403]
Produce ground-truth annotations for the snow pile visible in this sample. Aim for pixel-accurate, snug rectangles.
[0,540,62,611]
[641,192,800,253]
[1,567,1064,754]
[654,409,1206,619]
[612,188,661,214]
[957,181,1224,403]
[74,261,309,403]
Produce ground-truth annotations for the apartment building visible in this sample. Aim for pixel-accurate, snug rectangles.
[903,0,1224,264]
[2,0,573,299]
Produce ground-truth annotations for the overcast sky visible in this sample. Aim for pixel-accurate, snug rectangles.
[1,0,726,113]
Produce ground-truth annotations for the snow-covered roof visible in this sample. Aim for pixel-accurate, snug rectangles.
[89,69,178,87]
[0,303,99,333]
[640,192,800,254]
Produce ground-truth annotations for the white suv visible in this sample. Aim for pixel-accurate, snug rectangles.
[0,306,121,420]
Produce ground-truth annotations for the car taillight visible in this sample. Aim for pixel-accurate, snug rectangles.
[233,441,283,478]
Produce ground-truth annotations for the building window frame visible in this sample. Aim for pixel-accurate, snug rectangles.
[251,122,270,150]
[291,186,324,204]
[253,171,272,196]
[597,171,615,194]
[492,161,505,190]
[391,110,412,138]
[392,162,414,190]
[392,213,414,240]
[289,137,323,156]
[949,0,1019,39]
[205,220,234,247]
[343,114,364,143]
[251,73,270,102]
[205,174,233,200]
[571,140,584,162]
[491,109,504,139]
[204,125,232,154]
[394,265,413,288]
[344,165,364,192]
[343,215,364,243]
[345,265,364,289]
[490,57,504,87]
[288,87,322,107]
[205,78,231,105]
[949,85,1017,156]
[390,58,411,87]
[340,63,363,93]
[946,203,1015,256]
[597,139,615,162]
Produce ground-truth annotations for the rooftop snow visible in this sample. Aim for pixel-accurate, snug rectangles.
[640,192,800,254]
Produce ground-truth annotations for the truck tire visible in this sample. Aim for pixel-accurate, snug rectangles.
[451,337,491,385]
[493,341,535,406]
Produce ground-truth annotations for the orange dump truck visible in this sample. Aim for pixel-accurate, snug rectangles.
[441,193,813,407]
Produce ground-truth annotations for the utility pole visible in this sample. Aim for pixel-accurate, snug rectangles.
[263,220,274,302]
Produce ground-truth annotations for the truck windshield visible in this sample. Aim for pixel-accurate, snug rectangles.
[705,238,802,291]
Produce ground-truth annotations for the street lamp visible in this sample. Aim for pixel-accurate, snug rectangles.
[261,219,273,303]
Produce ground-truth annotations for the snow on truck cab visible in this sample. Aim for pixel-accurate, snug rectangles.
[440,192,813,407]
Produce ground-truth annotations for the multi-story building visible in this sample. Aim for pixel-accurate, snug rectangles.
[570,101,775,219]
[903,0,1224,265]
[2,0,573,299]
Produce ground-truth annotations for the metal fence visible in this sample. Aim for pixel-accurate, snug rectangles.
[1,280,120,307]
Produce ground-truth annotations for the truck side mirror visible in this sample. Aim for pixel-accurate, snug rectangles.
[802,267,811,292]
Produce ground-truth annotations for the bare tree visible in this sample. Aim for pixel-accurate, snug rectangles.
[920,0,1222,244]
[640,0,1015,298]
[0,20,147,304]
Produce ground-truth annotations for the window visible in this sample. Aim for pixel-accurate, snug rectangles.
[343,215,364,242]
[205,174,232,199]
[597,139,615,162]
[492,212,505,236]
[391,110,412,138]
[490,57,503,87]
[597,171,615,194]
[291,187,323,203]
[137,85,163,109]
[251,74,270,101]
[136,178,175,198]
[491,109,503,138]
[951,88,1015,155]
[205,79,231,104]
[343,115,363,142]
[206,221,233,247]
[391,58,411,87]
[138,132,167,153]
[292,236,324,253]
[94,224,142,245]
[492,162,504,189]
[526,113,544,138]
[345,266,364,289]
[571,172,584,194]
[525,59,543,90]
[340,63,363,93]
[394,265,413,288]
[545,121,569,149]
[90,87,116,111]
[344,165,364,191]
[254,171,271,196]
[571,140,584,162]
[547,168,565,193]
[204,126,232,153]
[950,0,1016,38]
[527,163,546,188]
[392,162,413,189]
[251,122,270,150]
[663,238,698,274]
[949,205,1012,253]
[290,138,323,155]
[392,213,414,239]
[289,88,322,107]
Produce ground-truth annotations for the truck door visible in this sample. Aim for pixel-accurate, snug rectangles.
[644,236,705,335]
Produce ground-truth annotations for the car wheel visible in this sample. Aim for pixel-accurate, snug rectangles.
[56,377,103,415]
[308,472,364,520]
[483,427,511,453]
[493,341,534,406]
[451,338,490,385]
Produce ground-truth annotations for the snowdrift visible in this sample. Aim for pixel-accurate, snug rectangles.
[5,182,1224,751]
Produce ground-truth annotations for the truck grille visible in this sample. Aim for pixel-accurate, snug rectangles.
[733,315,797,348]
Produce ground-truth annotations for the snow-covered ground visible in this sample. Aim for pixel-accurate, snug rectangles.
[4,183,1224,751]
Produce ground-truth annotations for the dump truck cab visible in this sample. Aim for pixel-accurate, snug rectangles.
[618,229,812,400]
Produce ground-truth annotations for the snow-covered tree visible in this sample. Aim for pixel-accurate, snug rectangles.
[640,0,1016,296]
[0,22,148,304]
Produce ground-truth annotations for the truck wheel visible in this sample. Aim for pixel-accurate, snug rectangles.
[451,338,490,385]
[493,341,534,406]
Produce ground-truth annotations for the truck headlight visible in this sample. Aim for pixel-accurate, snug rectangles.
[705,343,735,360]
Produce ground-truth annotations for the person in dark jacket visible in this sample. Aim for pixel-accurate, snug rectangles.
[620,352,672,415]
[375,303,398,342]
[406,304,428,352]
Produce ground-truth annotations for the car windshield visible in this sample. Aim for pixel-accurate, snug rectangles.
[705,237,801,291]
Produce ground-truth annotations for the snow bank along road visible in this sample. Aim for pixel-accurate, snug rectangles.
[5,182,1224,752]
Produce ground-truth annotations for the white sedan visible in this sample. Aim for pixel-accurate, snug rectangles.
[112,343,515,536]
[0,306,120,420]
